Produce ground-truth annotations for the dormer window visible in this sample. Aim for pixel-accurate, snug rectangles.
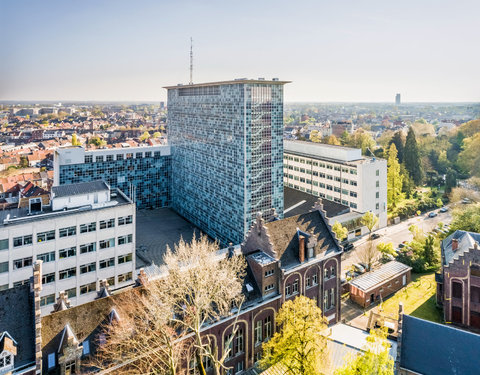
[0,354,12,369]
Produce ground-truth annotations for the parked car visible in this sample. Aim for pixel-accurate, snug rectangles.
[359,262,369,271]
[346,270,359,279]
[353,263,366,274]
[382,253,395,261]
[439,206,448,213]
[342,243,354,251]
[462,198,472,204]
[428,212,438,218]
[398,243,406,248]
[371,233,380,240]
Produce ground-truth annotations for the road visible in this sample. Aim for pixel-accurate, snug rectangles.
[341,207,452,274]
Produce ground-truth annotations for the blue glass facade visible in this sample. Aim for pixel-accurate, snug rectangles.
[166,80,287,245]
[57,149,171,209]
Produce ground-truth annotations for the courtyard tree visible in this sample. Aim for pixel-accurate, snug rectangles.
[335,328,394,375]
[92,235,246,375]
[357,211,379,271]
[332,221,348,242]
[260,296,331,375]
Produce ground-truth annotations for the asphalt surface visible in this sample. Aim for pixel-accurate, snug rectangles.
[341,207,452,274]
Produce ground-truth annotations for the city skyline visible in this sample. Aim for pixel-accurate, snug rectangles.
[1,0,479,102]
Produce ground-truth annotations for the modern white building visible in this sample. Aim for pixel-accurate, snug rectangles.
[0,180,136,316]
[283,140,387,230]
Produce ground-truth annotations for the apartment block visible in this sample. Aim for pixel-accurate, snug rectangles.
[166,79,289,245]
[54,145,171,209]
[0,180,136,316]
[283,140,387,229]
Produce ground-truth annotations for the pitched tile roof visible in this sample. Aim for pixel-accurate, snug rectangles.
[400,315,480,375]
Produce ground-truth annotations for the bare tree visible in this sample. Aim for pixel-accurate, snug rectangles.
[163,235,246,375]
[356,212,380,271]
[91,235,246,375]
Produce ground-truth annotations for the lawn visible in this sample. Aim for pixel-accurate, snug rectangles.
[373,273,443,323]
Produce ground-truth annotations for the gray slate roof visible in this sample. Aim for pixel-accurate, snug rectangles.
[349,261,411,292]
[52,180,109,198]
[0,285,35,368]
[442,230,480,265]
[283,187,350,218]
[400,315,480,375]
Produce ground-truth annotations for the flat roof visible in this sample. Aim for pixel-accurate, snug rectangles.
[349,261,411,292]
[52,180,109,198]
[163,79,291,89]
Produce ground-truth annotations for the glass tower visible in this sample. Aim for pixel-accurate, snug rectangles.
[166,79,289,245]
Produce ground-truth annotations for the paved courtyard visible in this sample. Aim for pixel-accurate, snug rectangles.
[135,208,206,268]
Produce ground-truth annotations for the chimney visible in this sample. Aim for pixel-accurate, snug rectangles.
[452,239,459,252]
[32,261,43,375]
[299,235,305,263]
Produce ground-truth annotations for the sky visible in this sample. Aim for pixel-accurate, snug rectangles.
[1,0,479,102]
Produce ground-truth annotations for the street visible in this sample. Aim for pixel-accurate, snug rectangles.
[341,207,452,274]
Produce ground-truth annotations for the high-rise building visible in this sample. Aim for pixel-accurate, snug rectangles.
[395,93,401,105]
[165,79,289,245]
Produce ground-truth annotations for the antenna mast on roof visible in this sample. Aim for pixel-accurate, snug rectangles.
[189,37,193,85]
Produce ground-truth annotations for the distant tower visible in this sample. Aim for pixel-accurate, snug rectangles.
[189,37,193,85]
[395,93,401,105]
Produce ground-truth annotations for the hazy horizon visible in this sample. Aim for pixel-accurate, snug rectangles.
[1,0,479,102]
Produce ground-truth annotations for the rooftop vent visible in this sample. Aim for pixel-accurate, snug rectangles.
[29,197,42,214]
[272,78,279,81]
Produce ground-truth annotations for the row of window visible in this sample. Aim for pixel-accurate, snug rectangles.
[85,151,162,164]
[39,271,133,307]
[7,216,133,249]
[286,268,335,296]
[285,173,359,188]
[284,155,358,175]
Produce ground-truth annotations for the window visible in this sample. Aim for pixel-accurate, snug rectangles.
[99,219,115,229]
[376,203,380,210]
[312,273,318,285]
[66,287,76,298]
[286,284,291,296]
[13,235,32,247]
[118,272,132,283]
[59,226,76,237]
[65,359,76,374]
[118,253,132,264]
[264,284,274,292]
[330,288,336,307]
[37,230,55,242]
[306,275,311,288]
[236,328,244,354]
[59,247,76,258]
[48,353,56,369]
[376,192,379,198]
[0,354,12,368]
[235,361,244,374]
[265,269,274,277]
[42,272,55,285]
[117,234,133,245]
[225,333,233,359]
[0,262,8,274]
[254,320,262,344]
[99,257,115,269]
[83,340,90,355]
[80,262,96,274]
[292,279,299,294]
[452,281,462,299]
[37,251,55,263]
[13,279,29,287]
[324,293,328,311]
[116,154,124,161]
[96,155,104,162]
[80,242,96,254]
[14,257,32,269]
[136,152,143,158]
[59,267,76,280]
[0,284,6,291]
[80,282,97,295]
[80,222,96,233]
[376,180,380,188]
[324,267,329,280]
[99,238,114,249]
[118,215,133,225]
[106,155,113,162]
[0,238,8,251]
[350,180,357,186]
[264,316,272,340]
[330,266,336,278]
[350,191,357,198]
[40,294,55,306]
[376,169,379,176]
[350,169,357,175]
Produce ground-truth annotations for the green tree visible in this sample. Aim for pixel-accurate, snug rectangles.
[260,296,330,375]
[19,156,29,168]
[389,131,405,163]
[323,134,340,145]
[88,136,105,147]
[332,221,348,241]
[450,204,480,233]
[140,131,150,141]
[404,127,423,185]
[153,131,161,138]
[71,133,80,146]
[377,242,396,257]
[335,328,394,375]
[387,144,404,208]
[445,168,457,194]
[423,235,437,268]
[458,132,480,177]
